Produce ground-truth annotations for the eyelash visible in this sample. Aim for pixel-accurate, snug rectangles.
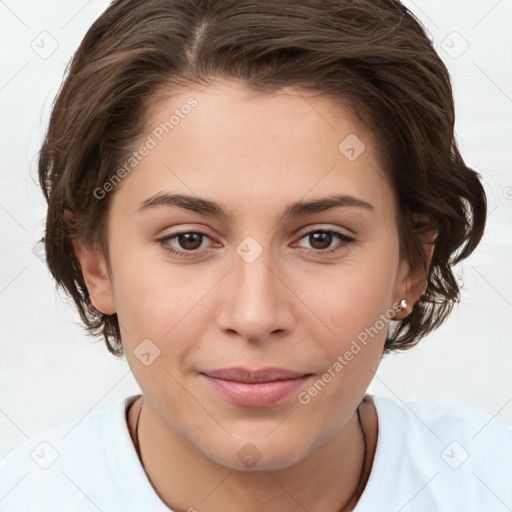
[157,229,355,259]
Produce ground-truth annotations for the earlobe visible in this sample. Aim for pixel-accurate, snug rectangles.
[392,259,413,320]
[72,238,116,315]
[393,231,436,320]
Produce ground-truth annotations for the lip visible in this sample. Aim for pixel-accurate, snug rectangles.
[200,367,313,407]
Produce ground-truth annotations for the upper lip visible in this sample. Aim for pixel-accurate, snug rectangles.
[201,367,311,383]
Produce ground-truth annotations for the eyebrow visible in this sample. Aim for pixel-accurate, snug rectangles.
[137,192,374,219]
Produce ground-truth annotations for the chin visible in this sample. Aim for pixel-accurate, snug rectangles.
[198,434,315,472]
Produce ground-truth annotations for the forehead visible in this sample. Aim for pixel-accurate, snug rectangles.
[110,80,396,224]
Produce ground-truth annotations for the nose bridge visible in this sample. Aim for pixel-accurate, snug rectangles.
[216,239,294,341]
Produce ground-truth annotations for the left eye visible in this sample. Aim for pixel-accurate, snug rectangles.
[294,229,355,254]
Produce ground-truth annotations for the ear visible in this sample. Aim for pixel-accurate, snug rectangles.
[392,229,437,321]
[65,210,116,315]
[72,238,116,315]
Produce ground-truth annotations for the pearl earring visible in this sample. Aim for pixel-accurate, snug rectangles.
[399,299,408,310]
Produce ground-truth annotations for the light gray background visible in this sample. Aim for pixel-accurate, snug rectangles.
[1,0,511,458]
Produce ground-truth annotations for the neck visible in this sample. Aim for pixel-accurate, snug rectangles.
[127,395,377,512]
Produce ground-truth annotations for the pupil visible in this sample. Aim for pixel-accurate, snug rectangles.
[310,232,331,250]
[179,233,202,250]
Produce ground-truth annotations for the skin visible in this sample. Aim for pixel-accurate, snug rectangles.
[73,79,434,511]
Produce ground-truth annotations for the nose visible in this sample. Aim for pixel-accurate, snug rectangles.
[216,242,296,344]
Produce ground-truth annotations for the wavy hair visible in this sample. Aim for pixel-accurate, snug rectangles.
[38,0,487,356]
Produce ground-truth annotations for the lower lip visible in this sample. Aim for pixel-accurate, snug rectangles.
[201,374,311,407]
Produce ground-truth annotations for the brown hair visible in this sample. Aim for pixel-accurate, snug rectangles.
[38,0,486,357]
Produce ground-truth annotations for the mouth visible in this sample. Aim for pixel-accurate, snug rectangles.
[199,367,313,407]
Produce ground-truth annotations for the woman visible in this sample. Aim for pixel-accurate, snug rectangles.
[1,0,510,510]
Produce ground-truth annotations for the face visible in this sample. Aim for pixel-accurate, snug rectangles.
[79,80,418,471]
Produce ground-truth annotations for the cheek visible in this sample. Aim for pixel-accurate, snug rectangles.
[312,254,398,340]
[108,248,167,346]
[110,246,216,363]
[297,243,399,391]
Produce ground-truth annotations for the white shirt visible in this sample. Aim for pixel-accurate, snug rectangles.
[1,394,511,511]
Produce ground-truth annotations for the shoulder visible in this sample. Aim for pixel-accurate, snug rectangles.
[358,395,512,511]
[374,394,512,451]
[374,393,512,438]
[0,395,139,512]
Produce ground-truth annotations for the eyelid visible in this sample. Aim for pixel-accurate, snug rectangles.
[294,224,355,239]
